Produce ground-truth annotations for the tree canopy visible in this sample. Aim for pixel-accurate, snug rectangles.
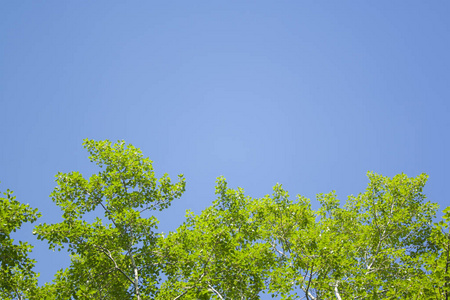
[1,139,449,299]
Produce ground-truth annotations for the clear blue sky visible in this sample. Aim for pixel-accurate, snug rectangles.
[1,1,449,291]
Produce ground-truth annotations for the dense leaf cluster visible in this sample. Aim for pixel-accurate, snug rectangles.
[1,140,449,299]
[1,187,40,299]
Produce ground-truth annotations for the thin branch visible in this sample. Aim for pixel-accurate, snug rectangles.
[269,241,286,257]
[98,201,122,232]
[14,285,23,300]
[172,273,206,300]
[173,289,189,300]
[208,284,225,300]
[330,281,342,300]
[94,244,134,285]
[304,267,311,300]
[304,265,315,300]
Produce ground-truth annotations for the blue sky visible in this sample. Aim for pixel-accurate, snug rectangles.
[1,1,449,291]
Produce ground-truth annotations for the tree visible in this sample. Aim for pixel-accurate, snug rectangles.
[0,185,40,300]
[157,173,449,299]
[156,177,275,299]
[33,139,185,299]
[424,206,450,299]
[1,139,449,299]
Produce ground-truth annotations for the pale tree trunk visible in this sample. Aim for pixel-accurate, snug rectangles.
[330,281,342,300]
[129,253,141,300]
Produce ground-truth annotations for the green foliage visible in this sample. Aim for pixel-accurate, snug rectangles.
[0,186,40,300]
[157,172,449,299]
[33,139,185,299]
[156,177,275,299]
[1,139,449,299]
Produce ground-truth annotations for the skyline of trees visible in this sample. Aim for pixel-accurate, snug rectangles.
[1,140,449,299]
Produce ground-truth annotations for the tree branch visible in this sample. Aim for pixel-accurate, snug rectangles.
[208,284,225,300]
[172,289,189,300]
[330,281,342,300]
[94,244,134,285]
[127,248,141,300]
[304,265,315,300]
[172,273,206,300]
